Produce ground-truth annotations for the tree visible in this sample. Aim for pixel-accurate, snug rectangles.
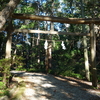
[0,0,21,30]
[0,0,9,10]
[80,0,90,81]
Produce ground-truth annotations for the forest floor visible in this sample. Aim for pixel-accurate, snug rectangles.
[1,71,100,100]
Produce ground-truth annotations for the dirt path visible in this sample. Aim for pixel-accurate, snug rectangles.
[9,71,100,100]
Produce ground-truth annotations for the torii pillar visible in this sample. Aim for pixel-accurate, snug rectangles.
[90,24,97,87]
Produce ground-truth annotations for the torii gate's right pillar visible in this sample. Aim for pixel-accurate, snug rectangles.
[90,24,97,87]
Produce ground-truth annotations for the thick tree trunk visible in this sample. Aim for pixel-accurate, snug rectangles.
[0,0,21,30]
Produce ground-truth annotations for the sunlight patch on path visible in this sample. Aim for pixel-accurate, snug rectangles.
[11,71,100,100]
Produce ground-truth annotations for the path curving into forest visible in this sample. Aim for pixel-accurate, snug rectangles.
[9,71,100,100]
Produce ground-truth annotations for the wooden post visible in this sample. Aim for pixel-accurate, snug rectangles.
[90,24,97,87]
[5,28,12,58]
[4,20,13,87]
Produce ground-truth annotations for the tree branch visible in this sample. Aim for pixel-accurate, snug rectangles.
[0,0,21,30]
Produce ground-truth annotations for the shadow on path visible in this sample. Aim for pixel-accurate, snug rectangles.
[10,71,100,100]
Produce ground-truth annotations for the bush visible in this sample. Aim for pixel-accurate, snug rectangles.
[0,58,11,86]
[0,82,6,90]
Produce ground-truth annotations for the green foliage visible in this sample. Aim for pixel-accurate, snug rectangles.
[0,77,3,81]
[20,23,35,29]
[20,6,35,14]
[11,55,25,71]
[15,1,36,14]
[0,82,6,89]
[60,70,83,79]
[0,55,24,88]
[16,44,22,48]
[0,89,10,97]
[0,82,10,98]
[71,50,77,56]
[0,58,11,77]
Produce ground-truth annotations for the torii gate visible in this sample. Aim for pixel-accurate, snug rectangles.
[0,0,99,87]
[11,13,99,87]
[0,13,99,87]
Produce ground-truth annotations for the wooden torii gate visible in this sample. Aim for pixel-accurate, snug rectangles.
[0,0,99,88]
[11,13,99,87]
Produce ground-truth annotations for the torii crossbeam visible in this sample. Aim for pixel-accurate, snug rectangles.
[12,13,100,24]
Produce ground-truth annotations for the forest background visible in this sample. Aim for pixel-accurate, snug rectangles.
[0,0,100,95]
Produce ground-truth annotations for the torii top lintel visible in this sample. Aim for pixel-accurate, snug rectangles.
[12,13,100,24]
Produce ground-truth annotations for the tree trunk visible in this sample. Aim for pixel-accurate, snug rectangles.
[80,0,90,81]
[45,21,53,73]
[0,0,21,30]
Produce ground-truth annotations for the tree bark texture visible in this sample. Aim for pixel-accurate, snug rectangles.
[0,0,21,30]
